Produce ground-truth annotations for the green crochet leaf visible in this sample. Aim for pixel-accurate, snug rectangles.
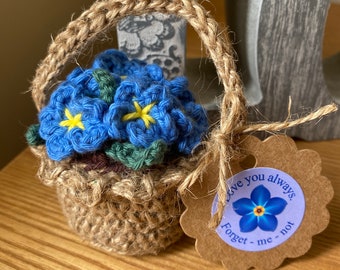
[25,124,45,146]
[92,68,117,104]
[105,140,168,171]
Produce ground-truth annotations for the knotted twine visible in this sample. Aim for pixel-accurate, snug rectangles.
[178,98,337,229]
[29,0,337,240]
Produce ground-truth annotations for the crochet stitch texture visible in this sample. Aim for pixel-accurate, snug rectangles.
[34,49,208,167]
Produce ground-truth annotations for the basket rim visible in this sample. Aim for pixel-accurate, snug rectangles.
[31,145,195,204]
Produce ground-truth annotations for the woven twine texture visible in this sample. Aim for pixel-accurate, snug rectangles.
[29,0,246,255]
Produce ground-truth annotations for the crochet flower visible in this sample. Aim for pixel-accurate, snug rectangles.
[33,49,208,163]
[65,68,101,98]
[176,100,208,153]
[165,76,194,105]
[104,64,208,154]
[39,88,109,161]
[233,185,287,232]
[92,49,146,77]
[105,82,179,146]
[166,76,208,153]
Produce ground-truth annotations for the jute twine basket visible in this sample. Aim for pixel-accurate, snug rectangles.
[29,0,336,255]
[29,0,241,255]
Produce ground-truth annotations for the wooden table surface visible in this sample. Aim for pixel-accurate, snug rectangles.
[1,2,339,270]
[1,140,339,270]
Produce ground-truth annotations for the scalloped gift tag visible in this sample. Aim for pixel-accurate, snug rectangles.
[180,135,334,270]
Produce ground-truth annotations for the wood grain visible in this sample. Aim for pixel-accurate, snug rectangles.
[0,140,339,269]
[225,0,340,141]
[0,1,339,269]
[0,149,223,270]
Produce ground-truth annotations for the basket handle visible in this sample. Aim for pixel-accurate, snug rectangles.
[30,0,247,227]
[31,0,246,119]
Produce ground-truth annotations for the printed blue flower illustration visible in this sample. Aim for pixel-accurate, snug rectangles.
[233,185,287,232]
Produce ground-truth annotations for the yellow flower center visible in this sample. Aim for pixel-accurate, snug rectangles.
[60,108,85,131]
[122,101,156,128]
[253,206,265,217]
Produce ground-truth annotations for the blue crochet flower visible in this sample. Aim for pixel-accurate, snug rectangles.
[93,50,168,91]
[233,185,287,233]
[92,49,146,77]
[175,101,208,153]
[65,68,102,98]
[36,49,208,162]
[105,81,179,145]
[166,76,194,105]
[39,86,109,161]
[166,76,208,153]
[104,64,208,154]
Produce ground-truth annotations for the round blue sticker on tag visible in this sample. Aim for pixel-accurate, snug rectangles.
[212,167,305,252]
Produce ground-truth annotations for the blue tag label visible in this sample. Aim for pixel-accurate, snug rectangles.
[212,167,305,252]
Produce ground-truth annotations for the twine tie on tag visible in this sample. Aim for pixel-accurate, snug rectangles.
[179,99,337,229]
[27,0,338,254]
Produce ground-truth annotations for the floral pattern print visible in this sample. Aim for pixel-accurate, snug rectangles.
[117,13,186,79]
[233,185,288,232]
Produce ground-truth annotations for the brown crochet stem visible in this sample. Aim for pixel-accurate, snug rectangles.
[30,0,337,230]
